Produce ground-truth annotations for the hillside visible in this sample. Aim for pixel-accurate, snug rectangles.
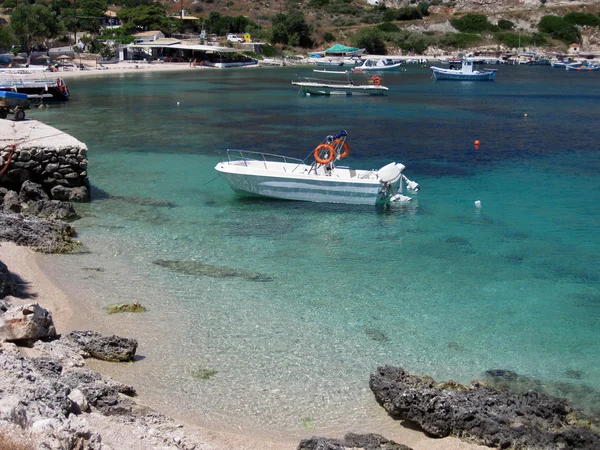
[169,0,600,52]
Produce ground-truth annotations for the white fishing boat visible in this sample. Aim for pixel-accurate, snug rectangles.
[430,59,497,81]
[353,58,402,72]
[215,130,419,207]
[292,72,388,96]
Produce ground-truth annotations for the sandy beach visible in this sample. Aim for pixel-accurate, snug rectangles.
[0,240,488,450]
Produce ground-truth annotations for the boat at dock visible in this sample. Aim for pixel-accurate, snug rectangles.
[0,77,70,101]
[430,59,497,81]
[292,71,388,96]
[214,130,419,207]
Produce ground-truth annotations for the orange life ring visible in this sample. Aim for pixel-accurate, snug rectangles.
[371,75,381,86]
[314,143,335,165]
[332,139,350,158]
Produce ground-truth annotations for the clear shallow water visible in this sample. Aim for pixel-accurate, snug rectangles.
[31,65,600,435]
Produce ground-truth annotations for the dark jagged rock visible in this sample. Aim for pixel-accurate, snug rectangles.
[61,330,138,362]
[0,259,15,298]
[18,180,49,202]
[298,433,412,450]
[369,365,600,450]
[0,212,78,253]
[153,259,273,282]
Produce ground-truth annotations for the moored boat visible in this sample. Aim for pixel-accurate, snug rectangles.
[430,59,496,81]
[0,77,70,101]
[292,72,388,96]
[353,58,402,72]
[215,130,419,207]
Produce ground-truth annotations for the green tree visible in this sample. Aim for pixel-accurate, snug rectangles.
[563,12,600,27]
[10,4,62,50]
[117,4,169,33]
[76,0,108,34]
[538,15,580,43]
[270,11,312,47]
[0,24,16,48]
[351,27,386,54]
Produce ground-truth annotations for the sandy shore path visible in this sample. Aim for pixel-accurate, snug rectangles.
[0,240,488,450]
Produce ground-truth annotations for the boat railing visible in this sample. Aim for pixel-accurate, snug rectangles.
[293,74,355,86]
[224,149,306,172]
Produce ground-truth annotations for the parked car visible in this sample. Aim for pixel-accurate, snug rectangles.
[227,34,244,43]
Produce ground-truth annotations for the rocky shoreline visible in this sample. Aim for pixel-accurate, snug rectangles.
[2,120,600,450]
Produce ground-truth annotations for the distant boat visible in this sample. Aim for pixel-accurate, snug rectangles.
[430,59,497,81]
[566,63,600,71]
[353,58,402,72]
[292,71,388,96]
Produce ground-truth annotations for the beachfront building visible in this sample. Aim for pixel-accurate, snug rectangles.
[125,39,258,67]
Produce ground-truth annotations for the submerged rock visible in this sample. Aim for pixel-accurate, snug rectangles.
[153,259,273,282]
[105,302,147,314]
[298,433,412,450]
[370,365,600,450]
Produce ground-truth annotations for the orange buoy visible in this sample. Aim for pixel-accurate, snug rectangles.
[332,139,350,158]
[474,140,480,146]
[314,143,335,165]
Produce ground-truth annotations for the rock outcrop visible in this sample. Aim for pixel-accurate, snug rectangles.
[0,302,56,342]
[60,330,138,362]
[370,365,600,450]
[0,211,78,253]
[0,120,89,202]
[298,433,413,450]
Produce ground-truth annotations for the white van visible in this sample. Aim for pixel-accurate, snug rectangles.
[227,34,244,43]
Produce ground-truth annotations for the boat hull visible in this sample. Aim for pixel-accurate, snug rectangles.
[431,67,496,81]
[215,161,397,205]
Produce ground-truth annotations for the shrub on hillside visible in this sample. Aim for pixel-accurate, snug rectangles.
[325,0,362,16]
[383,6,423,22]
[377,21,400,32]
[351,27,387,54]
[538,15,580,43]
[397,32,433,54]
[450,13,497,33]
[498,19,514,30]
[438,32,482,49]
[323,31,336,42]
[494,31,548,48]
[563,12,600,27]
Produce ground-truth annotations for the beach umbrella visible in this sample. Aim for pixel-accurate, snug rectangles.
[11,55,26,62]
[56,55,73,60]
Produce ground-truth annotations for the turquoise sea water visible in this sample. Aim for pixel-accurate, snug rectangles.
[31,65,600,436]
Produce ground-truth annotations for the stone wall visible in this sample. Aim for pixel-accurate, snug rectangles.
[0,120,89,202]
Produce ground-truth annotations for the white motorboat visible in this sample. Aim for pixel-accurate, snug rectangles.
[214,131,419,207]
[292,72,388,96]
[353,58,402,72]
[430,59,497,81]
